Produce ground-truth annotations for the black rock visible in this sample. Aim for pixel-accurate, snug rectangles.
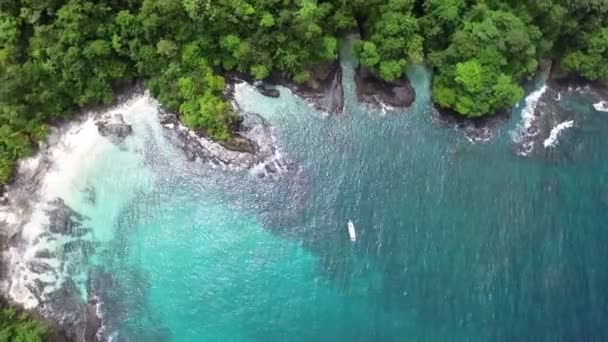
[219,134,259,154]
[257,85,280,98]
[46,199,88,236]
[267,61,344,114]
[354,66,415,109]
[85,300,102,342]
[63,240,95,256]
[83,186,96,205]
[34,249,54,259]
[264,163,277,174]
[96,113,133,144]
[44,279,89,342]
[27,261,54,274]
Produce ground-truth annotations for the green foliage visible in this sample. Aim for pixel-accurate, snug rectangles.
[353,0,423,81]
[428,6,541,116]
[561,27,608,80]
[433,60,523,117]
[0,307,48,342]
[1,0,607,187]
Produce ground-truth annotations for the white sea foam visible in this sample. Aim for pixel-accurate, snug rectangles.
[2,93,163,309]
[554,92,561,101]
[513,85,547,142]
[543,120,574,148]
[593,101,608,112]
[378,100,396,115]
[510,85,548,156]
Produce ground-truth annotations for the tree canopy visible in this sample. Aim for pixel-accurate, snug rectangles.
[0,306,48,342]
[1,0,607,185]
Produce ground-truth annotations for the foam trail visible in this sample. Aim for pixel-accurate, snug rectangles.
[1,93,162,309]
[554,92,561,101]
[514,85,547,142]
[543,120,574,148]
[594,101,608,112]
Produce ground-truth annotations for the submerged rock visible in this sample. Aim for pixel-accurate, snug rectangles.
[62,240,95,256]
[27,260,55,275]
[95,113,133,144]
[34,249,54,259]
[43,279,92,342]
[354,66,415,109]
[83,186,96,205]
[46,199,90,237]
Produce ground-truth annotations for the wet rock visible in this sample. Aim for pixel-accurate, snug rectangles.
[27,260,55,274]
[83,186,96,205]
[86,267,131,341]
[432,107,509,143]
[88,267,117,296]
[264,163,277,174]
[159,109,291,171]
[31,279,53,296]
[63,240,95,256]
[35,249,54,259]
[0,193,8,206]
[85,297,102,342]
[96,113,133,144]
[268,61,344,114]
[526,125,540,136]
[256,83,280,98]
[354,66,415,109]
[44,279,88,342]
[219,135,259,154]
[46,199,89,236]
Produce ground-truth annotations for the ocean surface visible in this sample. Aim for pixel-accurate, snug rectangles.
[4,51,608,341]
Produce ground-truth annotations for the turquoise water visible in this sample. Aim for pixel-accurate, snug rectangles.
[76,57,608,341]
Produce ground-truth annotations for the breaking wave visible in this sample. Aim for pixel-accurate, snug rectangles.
[543,120,574,148]
[594,101,608,112]
[511,85,548,155]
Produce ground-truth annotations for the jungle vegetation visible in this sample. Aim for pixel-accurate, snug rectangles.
[1,0,607,184]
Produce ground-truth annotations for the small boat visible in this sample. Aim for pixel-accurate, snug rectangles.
[347,220,356,242]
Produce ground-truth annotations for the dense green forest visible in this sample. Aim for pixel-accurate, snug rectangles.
[1,0,607,185]
[0,306,48,342]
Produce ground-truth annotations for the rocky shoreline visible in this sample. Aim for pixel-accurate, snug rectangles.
[431,106,510,143]
[226,60,419,115]
[158,107,295,175]
[2,58,606,341]
[225,61,345,115]
[0,86,293,342]
[354,66,415,109]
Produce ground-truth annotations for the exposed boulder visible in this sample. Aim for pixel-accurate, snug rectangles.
[95,113,133,144]
[354,66,415,109]
[254,82,280,98]
[218,135,259,154]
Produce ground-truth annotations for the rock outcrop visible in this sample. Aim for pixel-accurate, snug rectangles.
[432,107,509,143]
[354,66,415,109]
[159,109,294,174]
[289,61,344,114]
[95,113,132,144]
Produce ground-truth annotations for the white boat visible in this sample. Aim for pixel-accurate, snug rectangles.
[347,220,356,242]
